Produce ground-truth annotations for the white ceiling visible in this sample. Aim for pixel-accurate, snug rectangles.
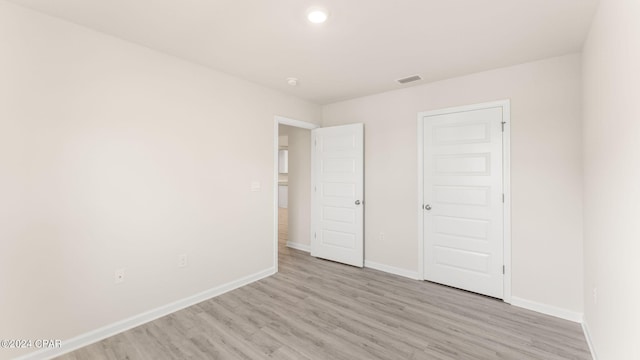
[10,0,599,104]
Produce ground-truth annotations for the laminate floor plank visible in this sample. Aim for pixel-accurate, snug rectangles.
[55,228,591,360]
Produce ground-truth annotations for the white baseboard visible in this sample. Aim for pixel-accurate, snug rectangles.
[582,320,598,360]
[286,243,420,281]
[364,260,421,280]
[286,241,310,252]
[510,296,584,323]
[15,267,276,360]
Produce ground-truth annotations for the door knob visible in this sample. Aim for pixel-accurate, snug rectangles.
[424,204,432,211]
[355,200,361,205]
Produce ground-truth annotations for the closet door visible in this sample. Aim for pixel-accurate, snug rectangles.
[422,104,506,299]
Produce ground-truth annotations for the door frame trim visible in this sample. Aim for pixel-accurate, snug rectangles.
[416,100,512,303]
[273,116,319,273]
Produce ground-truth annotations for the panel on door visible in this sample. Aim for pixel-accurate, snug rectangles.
[311,124,364,267]
[423,106,504,298]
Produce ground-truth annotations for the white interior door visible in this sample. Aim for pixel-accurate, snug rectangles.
[311,123,364,267]
[422,105,505,299]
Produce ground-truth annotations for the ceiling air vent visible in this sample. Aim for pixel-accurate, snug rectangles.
[396,75,422,84]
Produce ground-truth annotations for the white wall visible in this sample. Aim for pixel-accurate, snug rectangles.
[322,54,584,315]
[582,0,640,358]
[0,2,320,359]
[279,125,312,248]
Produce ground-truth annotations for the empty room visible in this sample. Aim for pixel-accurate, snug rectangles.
[1,0,638,359]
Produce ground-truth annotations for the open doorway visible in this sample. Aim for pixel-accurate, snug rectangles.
[277,132,289,252]
[273,117,365,270]
[273,116,318,271]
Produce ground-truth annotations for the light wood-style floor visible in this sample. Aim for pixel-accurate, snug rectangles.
[57,208,591,360]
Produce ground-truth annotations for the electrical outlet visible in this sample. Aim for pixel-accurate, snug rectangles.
[114,268,125,284]
[178,254,188,268]
[379,232,385,241]
[593,287,598,304]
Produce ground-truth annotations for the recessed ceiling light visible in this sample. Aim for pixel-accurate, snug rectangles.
[307,8,329,24]
[287,77,299,86]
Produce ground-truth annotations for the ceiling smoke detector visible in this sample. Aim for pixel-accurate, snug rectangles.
[396,75,423,84]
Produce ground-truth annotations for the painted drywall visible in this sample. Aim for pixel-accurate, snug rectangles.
[278,135,289,147]
[0,2,320,359]
[322,54,584,315]
[279,125,312,248]
[582,0,640,358]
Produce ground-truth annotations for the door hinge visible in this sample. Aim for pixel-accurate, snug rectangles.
[502,265,505,274]
[502,193,505,203]
[501,121,506,132]
[314,232,317,239]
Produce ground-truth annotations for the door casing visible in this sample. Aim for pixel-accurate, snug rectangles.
[417,100,512,303]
